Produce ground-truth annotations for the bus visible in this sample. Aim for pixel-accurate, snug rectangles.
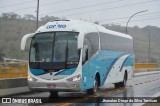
[21,19,134,97]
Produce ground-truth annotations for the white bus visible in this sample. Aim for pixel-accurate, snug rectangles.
[21,19,134,97]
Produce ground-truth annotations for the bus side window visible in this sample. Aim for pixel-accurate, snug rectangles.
[82,45,88,63]
[85,49,88,61]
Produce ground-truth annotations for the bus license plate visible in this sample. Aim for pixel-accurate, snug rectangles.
[47,84,56,88]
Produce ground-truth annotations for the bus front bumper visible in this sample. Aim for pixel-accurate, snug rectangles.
[28,80,81,92]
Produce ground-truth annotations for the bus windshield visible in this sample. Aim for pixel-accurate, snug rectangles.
[29,32,79,70]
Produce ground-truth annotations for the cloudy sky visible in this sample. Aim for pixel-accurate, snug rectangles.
[0,0,160,27]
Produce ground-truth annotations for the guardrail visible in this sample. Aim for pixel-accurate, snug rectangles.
[0,62,159,96]
[135,63,158,69]
[0,62,28,79]
[0,62,159,79]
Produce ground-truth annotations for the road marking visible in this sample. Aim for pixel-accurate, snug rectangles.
[54,76,160,106]
[132,76,160,87]
[56,87,128,106]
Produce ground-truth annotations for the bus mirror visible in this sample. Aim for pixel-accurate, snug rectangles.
[78,33,84,49]
[21,33,34,50]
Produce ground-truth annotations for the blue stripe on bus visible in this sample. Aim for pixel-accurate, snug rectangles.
[123,55,134,67]
[101,52,127,85]
[119,54,134,72]
[55,68,76,75]
[81,50,129,90]
[119,55,130,72]
[30,67,77,76]
[30,68,47,76]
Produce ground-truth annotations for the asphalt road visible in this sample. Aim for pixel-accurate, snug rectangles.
[1,72,160,106]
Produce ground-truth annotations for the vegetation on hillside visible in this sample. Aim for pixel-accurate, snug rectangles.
[0,12,160,65]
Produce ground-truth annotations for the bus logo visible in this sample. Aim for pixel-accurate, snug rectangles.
[46,24,66,29]
[2,98,11,103]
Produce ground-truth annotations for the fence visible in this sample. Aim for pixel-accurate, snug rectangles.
[0,62,28,79]
[135,63,158,69]
[0,62,159,79]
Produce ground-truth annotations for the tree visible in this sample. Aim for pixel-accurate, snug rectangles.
[9,12,19,19]
[2,12,20,19]
[23,14,36,20]
[40,15,59,22]
[2,13,10,19]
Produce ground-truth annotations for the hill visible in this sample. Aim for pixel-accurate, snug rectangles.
[0,14,160,65]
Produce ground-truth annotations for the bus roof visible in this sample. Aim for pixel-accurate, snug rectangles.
[36,19,132,39]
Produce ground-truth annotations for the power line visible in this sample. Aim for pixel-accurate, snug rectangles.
[124,16,160,23]
[12,6,36,12]
[44,0,124,15]
[100,17,160,28]
[1,0,159,21]
[0,0,35,8]
[2,0,157,16]
[99,11,160,22]
[39,0,72,6]
[4,0,72,12]
[110,16,160,25]
[65,0,158,17]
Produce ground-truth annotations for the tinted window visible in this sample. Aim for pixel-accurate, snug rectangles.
[83,32,99,62]
[100,32,133,53]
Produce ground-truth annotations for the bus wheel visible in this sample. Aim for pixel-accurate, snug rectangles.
[87,77,98,95]
[114,83,120,88]
[49,91,59,98]
[120,72,127,87]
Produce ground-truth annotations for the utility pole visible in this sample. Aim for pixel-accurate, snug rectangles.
[36,0,39,29]
[148,32,151,63]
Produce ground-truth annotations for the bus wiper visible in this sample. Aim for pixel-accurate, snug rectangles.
[65,40,69,68]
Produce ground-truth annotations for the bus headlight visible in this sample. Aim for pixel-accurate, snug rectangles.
[28,75,37,81]
[67,74,81,82]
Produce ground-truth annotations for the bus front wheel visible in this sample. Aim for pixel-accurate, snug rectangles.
[87,77,98,95]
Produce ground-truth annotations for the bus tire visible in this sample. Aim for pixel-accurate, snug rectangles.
[49,91,59,98]
[114,71,127,88]
[114,83,120,88]
[119,72,127,87]
[87,77,98,95]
